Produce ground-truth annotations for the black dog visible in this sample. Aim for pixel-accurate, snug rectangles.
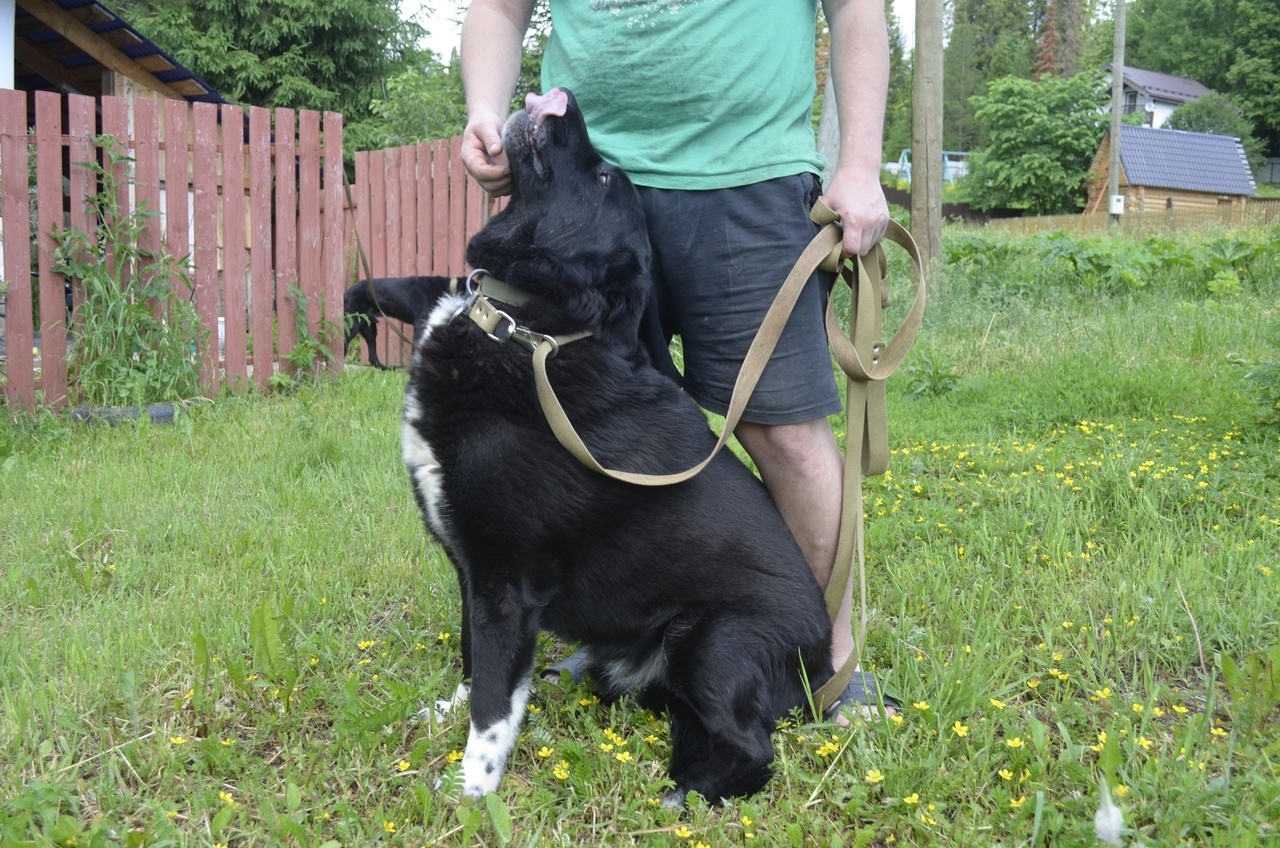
[401,88,833,804]
[343,275,460,369]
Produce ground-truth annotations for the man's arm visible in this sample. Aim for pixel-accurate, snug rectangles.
[459,0,538,196]
[820,0,890,257]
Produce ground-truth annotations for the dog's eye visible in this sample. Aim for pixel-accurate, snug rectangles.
[598,171,611,187]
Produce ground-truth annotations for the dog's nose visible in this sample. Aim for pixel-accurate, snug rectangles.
[526,89,568,125]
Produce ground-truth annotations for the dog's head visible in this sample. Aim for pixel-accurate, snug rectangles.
[465,88,651,352]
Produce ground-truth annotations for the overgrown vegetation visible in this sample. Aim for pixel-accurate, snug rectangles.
[52,137,203,409]
[3,224,1279,844]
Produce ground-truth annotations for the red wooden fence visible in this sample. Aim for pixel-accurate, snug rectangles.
[0,90,345,411]
[346,137,505,369]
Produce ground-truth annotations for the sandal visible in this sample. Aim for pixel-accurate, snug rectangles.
[825,671,900,720]
[539,647,590,685]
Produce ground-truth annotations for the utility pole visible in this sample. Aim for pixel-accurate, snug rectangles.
[1107,0,1126,227]
[912,0,943,292]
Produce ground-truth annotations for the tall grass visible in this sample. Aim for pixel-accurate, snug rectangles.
[2,226,1278,846]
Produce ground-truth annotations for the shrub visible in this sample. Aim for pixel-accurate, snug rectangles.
[52,137,204,408]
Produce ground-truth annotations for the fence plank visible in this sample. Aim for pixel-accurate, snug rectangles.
[350,151,372,364]
[297,110,322,349]
[322,111,344,367]
[369,149,387,278]
[221,105,248,389]
[163,99,192,300]
[1,89,35,409]
[67,95,95,318]
[100,97,131,286]
[432,139,450,276]
[392,144,419,367]
[249,106,273,388]
[416,141,433,275]
[191,102,220,395]
[449,136,466,275]
[385,146,402,278]
[134,98,162,289]
[274,108,298,358]
[466,160,485,243]
[33,92,66,408]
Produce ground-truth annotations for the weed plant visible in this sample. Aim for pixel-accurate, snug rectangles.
[52,137,203,409]
[2,227,1280,845]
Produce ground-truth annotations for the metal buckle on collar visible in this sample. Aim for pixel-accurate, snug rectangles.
[449,268,489,322]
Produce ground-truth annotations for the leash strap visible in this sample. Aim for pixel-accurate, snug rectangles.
[809,207,926,715]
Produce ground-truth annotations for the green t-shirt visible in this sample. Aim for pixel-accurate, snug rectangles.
[540,0,825,190]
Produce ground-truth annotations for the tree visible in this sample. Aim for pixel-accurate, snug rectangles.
[1125,0,1238,94]
[112,0,428,153]
[1167,93,1267,173]
[966,72,1108,214]
[882,0,913,163]
[1225,0,1280,156]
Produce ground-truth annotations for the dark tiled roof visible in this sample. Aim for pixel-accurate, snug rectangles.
[14,0,226,104]
[1106,64,1210,104]
[1119,125,1256,195]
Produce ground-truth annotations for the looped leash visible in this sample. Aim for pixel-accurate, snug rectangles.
[808,202,926,715]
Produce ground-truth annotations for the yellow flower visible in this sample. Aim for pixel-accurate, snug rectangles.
[1152,706,1165,717]
[674,825,693,838]
[599,742,614,752]
[219,791,236,806]
[169,736,187,745]
[1114,785,1129,797]
[358,640,376,651]
[383,820,396,834]
[912,701,930,711]
[998,769,1013,781]
[645,734,659,744]
[1132,703,1144,713]
[537,746,554,759]
[1006,737,1024,749]
[741,815,754,827]
[397,759,411,771]
[902,793,920,805]
[890,714,905,726]
[816,741,840,757]
[1091,687,1113,702]
[615,751,634,763]
[221,738,235,747]
[1026,678,1040,689]
[865,768,885,784]
[437,631,451,641]
[446,749,463,763]
[1010,796,1026,809]
[1172,704,1189,715]
[1138,736,1153,750]
[1210,727,1229,738]
[951,720,969,738]
[552,760,570,780]
[990,698,1007,709]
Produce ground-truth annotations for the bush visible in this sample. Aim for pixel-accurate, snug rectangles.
[53,137,204,408]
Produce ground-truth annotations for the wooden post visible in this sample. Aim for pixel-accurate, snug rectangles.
[912,0,944,294]
[1107,0,1126,228]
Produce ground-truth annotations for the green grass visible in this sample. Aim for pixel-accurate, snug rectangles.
[3,246,1280,846]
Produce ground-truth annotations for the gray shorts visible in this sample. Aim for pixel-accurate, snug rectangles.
[636,173,840,426]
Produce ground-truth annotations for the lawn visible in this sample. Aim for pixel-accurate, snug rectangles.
[2,228,1279,846]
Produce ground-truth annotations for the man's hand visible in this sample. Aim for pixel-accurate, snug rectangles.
[461,110,513,197]
[821,165,890,258]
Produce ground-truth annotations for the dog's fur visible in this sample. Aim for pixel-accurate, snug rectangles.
[401,88,833,804]
[343,275,460,369]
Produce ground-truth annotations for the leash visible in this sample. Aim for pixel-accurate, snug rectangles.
[466,201,925,716]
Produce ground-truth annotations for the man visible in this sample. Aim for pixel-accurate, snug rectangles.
[458,0,896,718]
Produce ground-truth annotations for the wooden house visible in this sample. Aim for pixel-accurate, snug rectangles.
[1085,124,1256,214]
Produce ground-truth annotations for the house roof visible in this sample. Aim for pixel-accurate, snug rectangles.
[13,0,225,104]
[1118,124,1256,195]
[1107,64,1210,105]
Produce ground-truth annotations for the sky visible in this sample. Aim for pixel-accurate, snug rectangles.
[400,0,918,60]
